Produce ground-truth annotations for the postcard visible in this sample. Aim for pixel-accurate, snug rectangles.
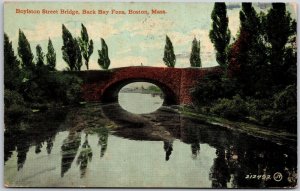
[4,1,297,188]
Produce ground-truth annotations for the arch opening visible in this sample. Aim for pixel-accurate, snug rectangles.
[118,82,164,114]
[101,79,178,113]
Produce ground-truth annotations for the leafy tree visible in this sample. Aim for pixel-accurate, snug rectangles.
[98,38,110,70]
[4,33,22,90]
[239,3,260,36]
[35,44,45,67]
[163,35,176,67]
[62,24,82,71]
[265,3,296,86]
[74,38,83,71]
[209,3,231,68]
[190,37,201,67]
[18,29,34,71]
[228,3,269,97]
[46,38,56,71]
[78,24,93,70]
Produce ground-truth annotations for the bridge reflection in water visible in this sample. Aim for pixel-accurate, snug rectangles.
[4,103,297,188]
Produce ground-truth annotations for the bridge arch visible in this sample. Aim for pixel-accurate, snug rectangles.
[77,66,222,105]
[101,78,178,105]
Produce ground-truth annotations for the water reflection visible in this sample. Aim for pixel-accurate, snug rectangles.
[61,131,81,177]
[163,141,173,161]
[209,149,230,188]
[77,134,93,178]
[4,103,297,188]
[97,127,108,158]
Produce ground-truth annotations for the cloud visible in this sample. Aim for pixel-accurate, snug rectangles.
[122,17,175,36]
[118,47,132,55]
[227,9,240,37]
[22,21,62,42]
[18,18,123,44]
[140,41,164,49]
[63,21,120,41]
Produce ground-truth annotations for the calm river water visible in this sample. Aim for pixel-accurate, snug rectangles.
[4,93,297,188]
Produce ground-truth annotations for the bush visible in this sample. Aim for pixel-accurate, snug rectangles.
[273,85,296,110]
[20,71,83,106]
[4,89,25,108]
[211,94,248,120]
[4,89,30,122]
[51,73,83,104]
[191,73,237,106]
[271,85,297,132]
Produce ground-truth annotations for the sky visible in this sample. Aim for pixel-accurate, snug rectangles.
[4,2,297,71]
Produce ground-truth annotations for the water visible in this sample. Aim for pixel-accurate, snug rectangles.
[119,92,164,114]
[4,93,297,188]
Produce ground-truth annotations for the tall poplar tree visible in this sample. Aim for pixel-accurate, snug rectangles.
[98,38,110,70]
[18,29,34,71]
[265,3,296,86]
[35,44,45,67]
[190,37,201,67]
[163,35,176,67]
[209,3,231,68]
[46,38,56,71]
[62,24,82,71]
[78,24,93,70]
[74,38,83,71]
[4,33,22,90]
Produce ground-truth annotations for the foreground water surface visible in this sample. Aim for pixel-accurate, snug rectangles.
[4,93,297,188]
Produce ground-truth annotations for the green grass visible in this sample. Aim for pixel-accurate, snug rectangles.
[179,106,296,146]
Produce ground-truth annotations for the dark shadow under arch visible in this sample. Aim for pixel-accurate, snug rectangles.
[101,78,178,105]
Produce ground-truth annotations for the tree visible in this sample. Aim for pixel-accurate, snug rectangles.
[46,38,56,71]
[163,35,176,67]
[74,38,83,71]
[98,38,110,70]
[61,24,82,71]
[18,29,34,71]
[35,45,45,67]
[190,37,201,67]
[4,33,22,90]
[209,3,231,68]
[265,3,296,86]
[228,3,269,96]
[78,24,93,70]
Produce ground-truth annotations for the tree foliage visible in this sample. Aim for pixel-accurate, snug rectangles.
[190,37,201,67]
[46,38,56,71]
[209,3,231,68]
[4,33,22,90]
[163,35,176,67]
[74,38,83,71]
[194,3,297,131]
[35,44,45,67]
[78,24,93,70]
[62,24,82,71]
[265,3,297,86]
[98,38,110,70]
[18,29,34,71]
[228,3,269,97]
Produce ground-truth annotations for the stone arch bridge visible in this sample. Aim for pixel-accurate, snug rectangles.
[72,66,221,105]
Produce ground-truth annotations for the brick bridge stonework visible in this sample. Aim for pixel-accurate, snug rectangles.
[74,66,222,105]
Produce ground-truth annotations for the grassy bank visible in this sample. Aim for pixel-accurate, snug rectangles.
[178,106,296,148]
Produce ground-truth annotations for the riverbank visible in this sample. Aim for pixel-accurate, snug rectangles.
[178,106,297,149]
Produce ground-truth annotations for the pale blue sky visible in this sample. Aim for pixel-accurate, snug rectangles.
[4,2,296,70]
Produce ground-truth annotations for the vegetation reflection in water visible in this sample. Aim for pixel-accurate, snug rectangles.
[4,103,297,188]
